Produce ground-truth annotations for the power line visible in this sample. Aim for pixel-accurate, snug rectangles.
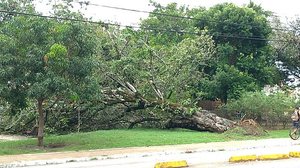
[0,10,105,25]
[75,1,292,32]
[77,1,198,21]
[0,10,288,42]
[0,10,193,32]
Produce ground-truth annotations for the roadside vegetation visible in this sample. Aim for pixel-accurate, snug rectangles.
[0,129,289,155]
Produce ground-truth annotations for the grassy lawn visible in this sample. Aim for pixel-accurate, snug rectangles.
[0,128,289,155]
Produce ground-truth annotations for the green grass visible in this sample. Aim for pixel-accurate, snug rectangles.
[0,128,289,155]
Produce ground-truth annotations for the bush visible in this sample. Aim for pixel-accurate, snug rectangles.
[224,91,296,127]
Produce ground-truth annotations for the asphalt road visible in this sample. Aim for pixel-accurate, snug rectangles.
[24,148,300,168]
[3,138,300,168]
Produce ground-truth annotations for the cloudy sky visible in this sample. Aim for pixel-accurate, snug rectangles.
[36,0,300,25]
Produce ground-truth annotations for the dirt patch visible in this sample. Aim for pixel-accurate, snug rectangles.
[224,119,268,136]
[46,143,67,148]
[0,135,28,141]
[21,143,69,152]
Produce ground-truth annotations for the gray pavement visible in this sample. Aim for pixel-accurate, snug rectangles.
[1,138,300,168]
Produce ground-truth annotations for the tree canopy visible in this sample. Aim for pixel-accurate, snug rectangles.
[193,3,281,103]
[0,0,99,146]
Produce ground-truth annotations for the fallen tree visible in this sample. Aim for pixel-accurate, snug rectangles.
[97,32,236,132]
[101,76,235,132]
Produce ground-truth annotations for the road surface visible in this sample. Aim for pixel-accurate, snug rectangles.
[2,138,300,168]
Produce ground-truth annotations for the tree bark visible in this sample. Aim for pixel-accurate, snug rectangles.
[166,111,236,132]
[77,108,81,133]
[37,99,44,147]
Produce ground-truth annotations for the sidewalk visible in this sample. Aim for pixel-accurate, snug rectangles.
[1,138,300,167]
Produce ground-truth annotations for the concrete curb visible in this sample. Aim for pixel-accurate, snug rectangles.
[229,152,300,163]
[154,160,188,168]
[257,154,289,161]
[229,155,257,162]
[289,151,300,157]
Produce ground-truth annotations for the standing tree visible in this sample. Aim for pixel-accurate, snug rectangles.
[140,2,201,46]
[0,1,98,146]
[272,16,300,84]
[195,3,282,103]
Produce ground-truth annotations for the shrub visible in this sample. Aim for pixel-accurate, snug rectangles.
[224,91,295,127]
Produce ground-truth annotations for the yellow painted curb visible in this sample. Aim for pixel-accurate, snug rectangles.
[257,154,289,161]
[154,160,188,168]
[289,151,300,158]
[229,155,257,162]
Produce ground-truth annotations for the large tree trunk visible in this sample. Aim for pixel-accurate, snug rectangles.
[166,111,235,132]
[102,78,235,133]
[37,99,44,147]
